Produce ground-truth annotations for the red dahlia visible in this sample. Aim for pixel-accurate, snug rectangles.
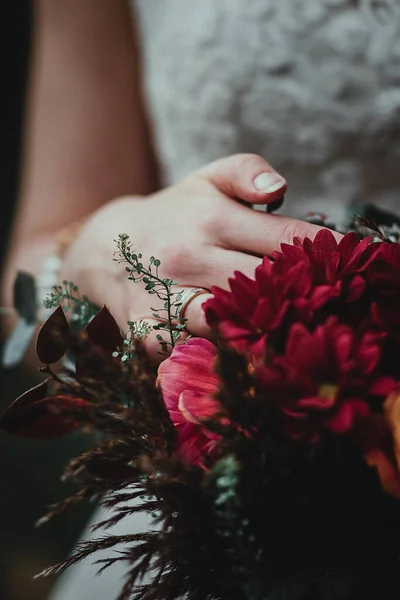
[257,317,395,440]
[204,231,396,357]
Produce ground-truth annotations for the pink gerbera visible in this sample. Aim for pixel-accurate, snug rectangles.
[157,338,221,466]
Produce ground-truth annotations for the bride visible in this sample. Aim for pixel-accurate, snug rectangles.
[3,1,400,598]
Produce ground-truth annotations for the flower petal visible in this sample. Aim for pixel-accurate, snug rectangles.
[178,390,221,425]
[158,339,218,411]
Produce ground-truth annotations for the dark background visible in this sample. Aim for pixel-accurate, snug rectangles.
[1,4,93,599]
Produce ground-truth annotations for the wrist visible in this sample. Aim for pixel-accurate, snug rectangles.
[37,218,87,321]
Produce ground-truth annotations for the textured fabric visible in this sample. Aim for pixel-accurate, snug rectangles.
[134,0,400,227]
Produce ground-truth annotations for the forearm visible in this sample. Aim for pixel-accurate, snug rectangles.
[3,0,157,307]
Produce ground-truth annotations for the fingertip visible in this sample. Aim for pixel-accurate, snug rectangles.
[195,154,287,205]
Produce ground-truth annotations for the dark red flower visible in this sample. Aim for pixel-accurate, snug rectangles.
[365,243,400,336]
[257,317,395,440]
[204,231,383,357]
[294,230,382,285]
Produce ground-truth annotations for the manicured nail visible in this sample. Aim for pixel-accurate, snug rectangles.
[253,172,286,194]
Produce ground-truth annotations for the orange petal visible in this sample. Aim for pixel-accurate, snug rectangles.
[364,445,400,499]
[384,391,400,470]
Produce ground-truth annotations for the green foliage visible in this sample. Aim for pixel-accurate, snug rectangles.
[112,320,152,363]
[114,234,189,356]
[43,280,98,330]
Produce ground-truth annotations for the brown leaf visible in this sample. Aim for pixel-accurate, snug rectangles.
[75,306,123,382]
[13,271,37,323]
[36,305,71,364]
[85,306,123,354]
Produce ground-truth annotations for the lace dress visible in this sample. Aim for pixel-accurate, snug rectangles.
[136,0,400,227]
[49,2,400,599]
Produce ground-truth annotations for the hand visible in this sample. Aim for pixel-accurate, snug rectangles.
[61,153,342,361]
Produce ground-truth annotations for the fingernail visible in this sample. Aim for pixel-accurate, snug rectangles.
[253,172,286,194]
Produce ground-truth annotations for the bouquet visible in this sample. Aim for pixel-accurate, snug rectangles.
[2,209,400,600]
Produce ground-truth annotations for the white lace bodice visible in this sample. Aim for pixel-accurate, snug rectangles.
[133,0,400,225]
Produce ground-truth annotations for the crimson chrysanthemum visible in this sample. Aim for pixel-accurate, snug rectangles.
[257,317,396,440]
[204,230,398,358]
[366,243,400,338]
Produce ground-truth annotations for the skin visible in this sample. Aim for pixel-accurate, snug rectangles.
[2,0,342,362]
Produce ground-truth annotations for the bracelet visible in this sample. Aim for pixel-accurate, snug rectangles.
[37,219,86,321]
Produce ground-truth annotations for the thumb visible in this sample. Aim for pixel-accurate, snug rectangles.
[193,153,287,205]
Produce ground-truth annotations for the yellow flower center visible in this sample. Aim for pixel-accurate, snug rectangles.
[318,384,338,404]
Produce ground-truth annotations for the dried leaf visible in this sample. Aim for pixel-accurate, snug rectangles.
[85,306,123,354]
[75,307,123,382]
[13,271,37,323]
[36,305,71,364]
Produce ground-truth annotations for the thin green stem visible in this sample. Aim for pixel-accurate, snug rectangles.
[114,235,182,352]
